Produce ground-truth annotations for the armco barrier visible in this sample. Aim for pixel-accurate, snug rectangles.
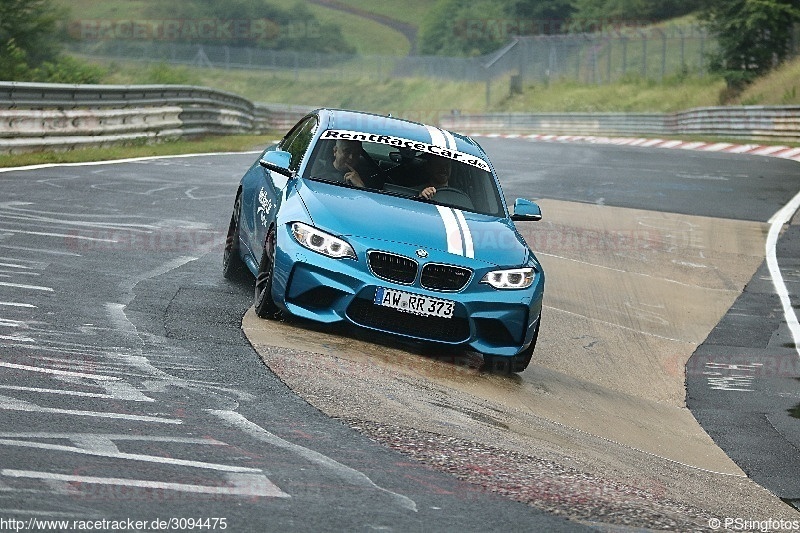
[2,81,799,153]
[0,81,312,154]
[440,107,800,143]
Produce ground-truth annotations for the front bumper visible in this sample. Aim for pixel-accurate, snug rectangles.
[271,225,544,357]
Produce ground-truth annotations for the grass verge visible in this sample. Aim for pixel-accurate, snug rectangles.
[3,129,796,172]
[0,134,280,169]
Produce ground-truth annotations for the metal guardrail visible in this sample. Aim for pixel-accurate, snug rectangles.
[2,82,799,154]
[441,112,668,137]
[440,107,800,143]
[0,82,312,154]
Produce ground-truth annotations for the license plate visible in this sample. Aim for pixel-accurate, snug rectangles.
[374,287,454,319]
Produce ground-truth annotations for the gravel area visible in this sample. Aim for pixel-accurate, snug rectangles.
[344,419,716,532]
[245,313,799,531]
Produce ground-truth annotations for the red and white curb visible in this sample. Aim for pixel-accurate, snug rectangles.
[469,133,800,163]
[472,130,800,359]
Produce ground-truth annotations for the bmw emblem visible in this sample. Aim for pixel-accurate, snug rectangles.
[416,249,428,258]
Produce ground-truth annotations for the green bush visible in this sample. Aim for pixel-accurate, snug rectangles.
[30,55,106,83]
[142,63,198,85]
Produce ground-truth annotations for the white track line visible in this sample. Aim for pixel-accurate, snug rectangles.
[767,191,800,359]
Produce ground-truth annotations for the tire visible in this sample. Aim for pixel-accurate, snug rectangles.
[223,192,247,280]
[254,226,281,319]
[483,317,540,374]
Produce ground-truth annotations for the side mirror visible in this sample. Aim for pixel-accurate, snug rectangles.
[510,198,542,221]
[259,150,294,178]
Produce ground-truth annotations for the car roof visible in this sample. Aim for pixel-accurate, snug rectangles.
[315,108,488,161]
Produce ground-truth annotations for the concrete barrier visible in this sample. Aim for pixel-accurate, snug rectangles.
[441,107,800,143]
[0,82,312,154]
[2,81,798,154]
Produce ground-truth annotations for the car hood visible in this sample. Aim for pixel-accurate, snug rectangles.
[297,179,529,267]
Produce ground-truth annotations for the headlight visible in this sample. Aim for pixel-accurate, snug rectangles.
[291,222,356,259]
[481,268,535,289]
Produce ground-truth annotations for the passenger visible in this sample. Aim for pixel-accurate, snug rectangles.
[417,155,453,200]
[313,139,365,187]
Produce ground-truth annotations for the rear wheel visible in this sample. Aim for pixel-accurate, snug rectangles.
[254,227,281,319]
[223,192,247,280]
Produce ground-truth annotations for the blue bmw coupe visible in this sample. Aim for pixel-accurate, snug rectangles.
[223,109,544,372]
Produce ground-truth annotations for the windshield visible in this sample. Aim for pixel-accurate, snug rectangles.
[303,130,507,218]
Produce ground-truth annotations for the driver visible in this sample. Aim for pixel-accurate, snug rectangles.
[313,139,365,187]
[417,155,452,200]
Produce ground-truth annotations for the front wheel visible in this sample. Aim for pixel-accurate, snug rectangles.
[483,317,540,374]
[254,227,281,319]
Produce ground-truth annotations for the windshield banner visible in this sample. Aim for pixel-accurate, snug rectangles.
[320,129,490,172]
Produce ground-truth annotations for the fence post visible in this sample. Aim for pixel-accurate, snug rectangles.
[699,30,705,77]
[621,35,628,77]
[639,30,647,79]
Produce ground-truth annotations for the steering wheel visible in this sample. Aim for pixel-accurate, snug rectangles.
[358,147,388,187]
[432,187,474,210]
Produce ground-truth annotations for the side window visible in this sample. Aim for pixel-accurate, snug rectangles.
[280,117,317,172]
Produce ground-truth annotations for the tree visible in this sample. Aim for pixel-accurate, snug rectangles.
[701,0,800,89]
[570,0,698,23]
[146,0,354,54]
[0,0,62,69]
[418,0,573,56]
[0,0,104,83]
[418,0,508,56]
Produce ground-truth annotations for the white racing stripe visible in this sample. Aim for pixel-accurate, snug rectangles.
[453,209,475,259]
[425,125,447,148]
[442,128,458,151]
[427,124,458,151]
[435,206,474,258]
[436,205,463,256]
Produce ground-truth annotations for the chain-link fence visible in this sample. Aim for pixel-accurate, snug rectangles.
[66,23,798,86]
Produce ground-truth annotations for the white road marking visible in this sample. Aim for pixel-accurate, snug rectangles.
[0,270,40,277]
[545,305,690,343]
[210,410,417,512]
[0,361,120,381]
[0,228,118,242]
[1,470,289,498]
[766,189,800,359]
[0,151,262,173]
[0,282,53,292]
[0,384,154,402]
[0,395,180,424]
[0,437,259,472]
[0,244,81,256]
[0,334,35,342]
[0,302,36,308]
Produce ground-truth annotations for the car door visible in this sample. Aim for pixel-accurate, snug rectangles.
[243,115,318,262]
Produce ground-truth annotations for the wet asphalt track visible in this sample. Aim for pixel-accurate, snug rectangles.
[0,138,797,528]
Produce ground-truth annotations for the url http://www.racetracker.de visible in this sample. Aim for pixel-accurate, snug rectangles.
[0,516,229,531]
